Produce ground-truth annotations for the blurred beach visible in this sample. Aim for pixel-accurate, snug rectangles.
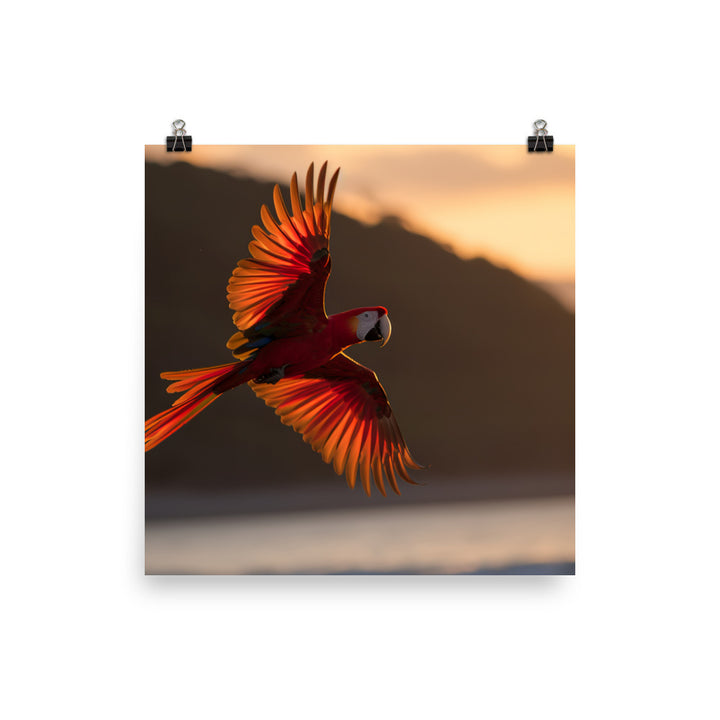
[146,486,574,575]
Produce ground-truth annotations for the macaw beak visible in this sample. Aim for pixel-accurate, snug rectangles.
[378,313,392,347]
[364,314,392,347]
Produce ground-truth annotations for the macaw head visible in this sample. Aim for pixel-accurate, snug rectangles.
[354,307,392,347]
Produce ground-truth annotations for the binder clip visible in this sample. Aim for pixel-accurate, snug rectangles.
[166,119,192,152]
[528,119,553,152]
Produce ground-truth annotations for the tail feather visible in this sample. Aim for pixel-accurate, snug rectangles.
[160,363,241,405]
[145,393,220,452]
[145,361,246,452]
[162,362,239,388]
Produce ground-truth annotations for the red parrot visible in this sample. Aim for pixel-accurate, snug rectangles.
[145,162,423,496]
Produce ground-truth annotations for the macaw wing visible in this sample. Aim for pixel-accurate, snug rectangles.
[226,162,339,360]
[250,353,424,496]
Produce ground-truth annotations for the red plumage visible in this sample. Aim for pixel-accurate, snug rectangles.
[145,162,422,495]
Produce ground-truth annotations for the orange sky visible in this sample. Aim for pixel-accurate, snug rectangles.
[147,145,574,285]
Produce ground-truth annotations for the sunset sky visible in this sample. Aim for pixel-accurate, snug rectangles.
[147,145,574,299]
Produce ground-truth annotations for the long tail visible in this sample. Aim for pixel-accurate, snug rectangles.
[145,361,247,452]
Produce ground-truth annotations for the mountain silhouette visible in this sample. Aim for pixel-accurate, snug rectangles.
[145,161,574,494]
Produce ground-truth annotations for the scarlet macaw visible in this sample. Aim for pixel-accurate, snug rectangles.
[145,162,423,496]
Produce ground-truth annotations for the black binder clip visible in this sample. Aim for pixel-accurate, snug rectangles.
[528,119,553,152]
[166,119,192,152]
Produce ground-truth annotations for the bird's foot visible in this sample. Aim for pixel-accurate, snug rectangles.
[255,364,289,385]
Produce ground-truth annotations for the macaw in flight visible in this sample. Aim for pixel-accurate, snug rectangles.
[145,162,423,496]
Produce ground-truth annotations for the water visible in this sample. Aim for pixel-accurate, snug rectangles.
[146,496,574,575]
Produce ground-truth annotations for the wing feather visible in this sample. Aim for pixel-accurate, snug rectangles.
[344,427,363,490]
[250,353,423,496]
[370,425,386,496]
[384,455,400,495]
[289,173,310,237]
[304,164,317,234]
[226,163,338,358]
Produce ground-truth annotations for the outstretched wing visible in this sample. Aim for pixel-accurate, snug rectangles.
[250,353,424,496]
[226,162,339,360]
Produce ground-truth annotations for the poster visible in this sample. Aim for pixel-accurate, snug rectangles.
[145,146,575,574]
